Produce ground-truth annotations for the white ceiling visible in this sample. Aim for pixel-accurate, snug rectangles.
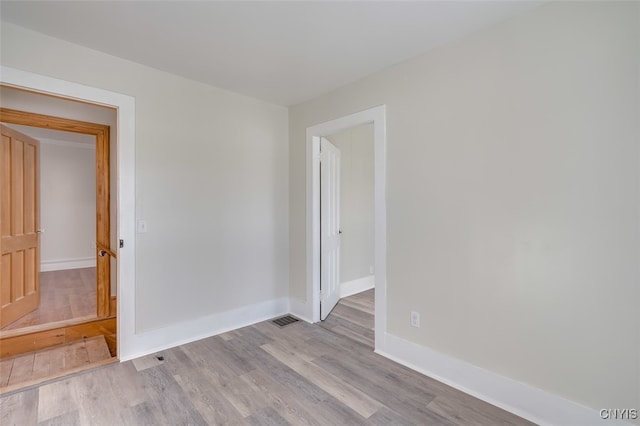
[0,1,543,106]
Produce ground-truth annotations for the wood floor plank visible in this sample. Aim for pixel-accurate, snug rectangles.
[216,374,270,418]
[340,293,375,316]
[326,323,374,348]
[162,346,244,425]
[7,353,34,386]
[244,365,367,426]
[45,347,65,377]
[68,365,125,425]
[320,308,374,338]
[138,365,208,425]
[117,401,163,426]
[367,406,415,425]
[427,393,533,426]
[240,368,323,426]
[84,336,111,364]
[131,353,164,372]
[37,411,80,426]
[0,358,13,387]
[312,353,455,425]
[37,378,75,422]
[63,341,89,371]
[31,351,51,381]
[261,342,382,418]
[223,336,331,405]
[329,303,374,330]
[101,361,148,410]
[306,325,463,401]
[235,326,272,346]
[0,387,38,426]
[172,372,244,425]
[252,322,332,362]
[196,337,256,378]
[428,394,506,425]
[305,397,369,426]
[219,330,242,341]
[171,340,269,421]
[244,406,291,426]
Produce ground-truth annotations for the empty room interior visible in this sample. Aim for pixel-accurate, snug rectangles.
[0,1,638,425]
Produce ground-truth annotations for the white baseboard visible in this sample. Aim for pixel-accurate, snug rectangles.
[377,333,607,426]
[119,297,289,362]
[340,275,375,298]
[41,257,96,272]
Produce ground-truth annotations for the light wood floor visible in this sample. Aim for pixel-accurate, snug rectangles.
[0,290,533,425]
[2,268,96,331]
[0,336,113,393]
[319,289,374,349]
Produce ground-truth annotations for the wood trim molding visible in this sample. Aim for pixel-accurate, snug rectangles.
[0,108,109,136]
[0,316,116,358]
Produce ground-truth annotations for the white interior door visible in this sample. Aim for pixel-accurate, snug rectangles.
[320,137,341,320]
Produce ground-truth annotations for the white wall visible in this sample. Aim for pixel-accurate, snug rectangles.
[289,1,639,416]
[1,22,289,333]
[326,124,374,284]
[39,140,96,270]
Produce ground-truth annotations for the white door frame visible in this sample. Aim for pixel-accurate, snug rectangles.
[0,66,137,360]
[305,105,387,351]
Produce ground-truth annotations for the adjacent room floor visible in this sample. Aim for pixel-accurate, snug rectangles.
[319,289,374,349]
[0,290,533,425]
[1,268,96,331]
[0,336,114,392]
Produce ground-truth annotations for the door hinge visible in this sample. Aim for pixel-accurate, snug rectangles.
[119,239,124,248]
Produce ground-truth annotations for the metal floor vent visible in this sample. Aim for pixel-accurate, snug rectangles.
[272,315,299,328]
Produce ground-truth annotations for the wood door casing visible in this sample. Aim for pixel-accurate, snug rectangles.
[0,108,113,320]
[0,125,40,327]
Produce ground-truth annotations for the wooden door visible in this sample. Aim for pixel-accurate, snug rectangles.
[320,137,341,320]
[0,125,40,327]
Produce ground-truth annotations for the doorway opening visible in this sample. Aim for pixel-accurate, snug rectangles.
[0,66,136,365]
[305,105,387,352]
[319,125,375,319]
[1,122,100,331]
[0,88,118,391]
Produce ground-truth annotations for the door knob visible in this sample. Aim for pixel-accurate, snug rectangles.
[98,249,107,257]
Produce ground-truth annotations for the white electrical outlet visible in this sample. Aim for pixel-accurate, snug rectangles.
[90,241,96,249]
[369,265,374,275]
[410,311,420,328]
